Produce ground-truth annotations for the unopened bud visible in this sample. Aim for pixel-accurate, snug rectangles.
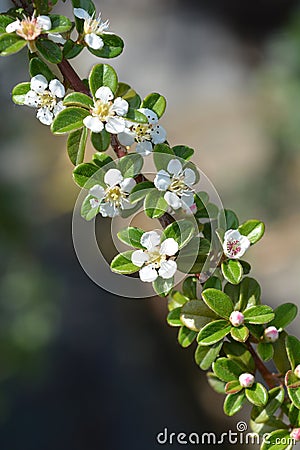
[264,326,279,343]
[230,311,244,327]
[239,373,255,388]
[294,364,300,379]
[290,428,300,442]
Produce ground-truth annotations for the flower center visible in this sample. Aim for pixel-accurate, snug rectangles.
[169,176,186,193]
[92,100,113,121]
[17,17,42,41]
[105,186,125,207]
[226,239,242,257]
[39,91,57,109]
[146,248,166,268]
[132,124,151,142]
[84,18,100,34]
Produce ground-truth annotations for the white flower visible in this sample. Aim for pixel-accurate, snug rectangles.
[88,169,136,218]
[154,159,196,211]
[74,8,110,50]
[118,108,167,156]
[6,15,51,41]
[24,74,65,126]
[223,229,250,259]
[131,231,178,283]
[47,33,66,45]
[83,86,128,134]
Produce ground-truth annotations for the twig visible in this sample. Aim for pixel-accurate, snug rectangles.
[57,59,91,96]
[246,340,281,389]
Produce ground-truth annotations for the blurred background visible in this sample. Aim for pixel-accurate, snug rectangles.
[1,0,300,448]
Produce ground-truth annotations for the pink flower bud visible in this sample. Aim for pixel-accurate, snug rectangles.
[264,326,279,343]
[239,373,255,388]
[294,364,300,379]
[290,428,300,442]
[230,311,244,327]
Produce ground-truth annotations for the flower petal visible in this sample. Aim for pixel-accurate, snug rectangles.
[154,170,171,191]
[90,198,100,209]
[139,265,158,282]
[84,32,104,50]
[36,107,53,125]
[224,229,242,242]
[49,79,65,98]
[118,129,136,146]
[164,191,181,209]
[53,101,65,116]
[95,86,114,102]
[30,74,48,93]
[158,260,177,279]
[89,184,106,200]
[151,125,167,145]
[6,20,20,33]
[167,159,182,176]
[140,230,161,251]
[131,250,149,267]
[136,140,153,156]
[104,168,123,187]
[183,168,196,186]
[138,108,158,124]
[100,202,119,217]
[47,33,66,44]
[160,238,178,256]
[112,97,129,116]
[73,8,91,20]
[24,90,40,108]
[240,235,251,252]
[106,117,126,134]
[180,190,195,207]
[83,115,104,133]
[120,177,136,193]
[37,15,52,31]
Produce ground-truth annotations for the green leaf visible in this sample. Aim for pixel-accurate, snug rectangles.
[202,288,234,319]
[251,417,289,437]
[286,378,300,409]
[63,92,93,109]
[207,372,226,394]
[182,276,198,299]
[223,341,255,372]
[144,190,168,218]
[0,33,27,56]
[67,127,88,165]
[230,325,249,343]
[257,342,274,362]
[225,209,239,229]
[125,108,147,123]
[92,153,114,169]
[251,386,285,424]
[72,162,101,188]
[110,251,139,274]
[180,300,217,331]
[12,82,30,105]
[194,191,209,210]
[168,291,189,311]
[289,403,300,427]
[240,260,251,274]
[286,335,300,370]
[273,331,291,374]
[286,370,300,389]
[238,219,265,245]
[224,276,261,311]
[177,326,197,348]
[0,15,15,34]
[176,237,210,274]
[246,383,268,407]
[36,38,62,63]
[203,276,222,291]
[117,227,145,249]
[89,63,118,97]
[221,260,243,285]
[195,341,223,370]
[243,305,274,324]
[88,33,124,59]
[197,319,231,346]
[91,130,110,152]
[172,145,194,161]
[167,307,182,327]
[153,276,174,297]
[115,83,141,109]
[129,181,154,203]
[118,153,143,178]
[51,107,89,134]
[141,92,166,118]
[33,0,51,14]
[63,39,84,59]
[162,219,196,250]
[29,57,55,81]
[153,143,175,171]
[80,194,99,221]
[269,303,298,330]
[260,429,292,450]
[223,392,246,416]
[49,14,72,33]
[72,0,95,33]
[225,380,243,394]
[213,357,244,382]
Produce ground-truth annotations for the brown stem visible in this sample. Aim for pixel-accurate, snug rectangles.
[246,340,281,389]
[110,134,127,158]
[57,59,91,96]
